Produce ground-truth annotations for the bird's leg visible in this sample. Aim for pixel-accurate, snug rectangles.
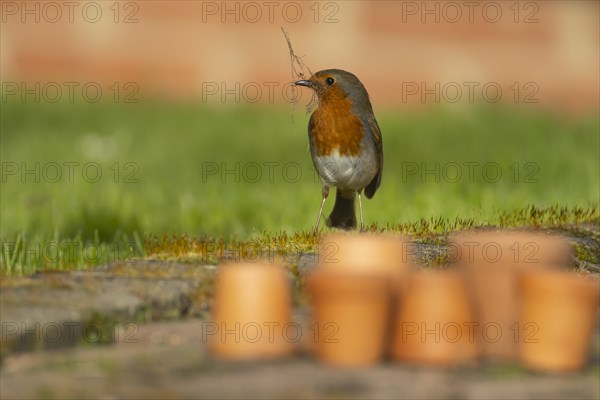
[314,186,329,235]
[358,190,365,232]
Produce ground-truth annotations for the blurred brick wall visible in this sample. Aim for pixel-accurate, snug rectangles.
[1,0,598,111]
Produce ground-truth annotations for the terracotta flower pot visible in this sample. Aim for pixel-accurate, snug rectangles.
[317,233,415,285]
[451,231,572,360]
[308,269,392,367]
[519,269,600,372]
[209,262,294,360]
[308,233,416,361]
[391,270,479,366]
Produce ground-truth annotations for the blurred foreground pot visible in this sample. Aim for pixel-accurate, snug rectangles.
[307,233,416,365]
[308,269,392,367]
[452,231,572,360]
[391,270,479,366]
[210,263,294,360]
[519,269,599,372]
[317,233,414,285]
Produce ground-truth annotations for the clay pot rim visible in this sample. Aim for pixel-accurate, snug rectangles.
[316,233,416,271]
[520,268,600,288]
[307,269,392,295]
[308,268,395,280]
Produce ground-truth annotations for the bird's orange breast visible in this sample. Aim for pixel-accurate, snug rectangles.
[309,90,364,157]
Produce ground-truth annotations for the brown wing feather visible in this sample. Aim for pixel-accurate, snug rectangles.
[364,115,383,199]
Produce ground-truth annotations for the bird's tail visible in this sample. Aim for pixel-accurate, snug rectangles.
[326,189,356,230]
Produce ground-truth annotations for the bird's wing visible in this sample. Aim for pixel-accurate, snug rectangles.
[364,114,383,199]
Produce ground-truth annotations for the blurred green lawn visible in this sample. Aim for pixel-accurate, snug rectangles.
[1,100,599,242]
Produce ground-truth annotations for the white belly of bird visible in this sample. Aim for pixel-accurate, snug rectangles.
[314,149,377,190]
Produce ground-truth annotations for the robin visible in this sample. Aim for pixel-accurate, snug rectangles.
[295,69,383,232]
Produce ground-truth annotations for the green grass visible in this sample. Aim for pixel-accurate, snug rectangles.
[1,231,144,276]
[1,100,598,274]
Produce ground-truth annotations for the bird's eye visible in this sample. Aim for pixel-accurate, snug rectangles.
[325,77,335,85]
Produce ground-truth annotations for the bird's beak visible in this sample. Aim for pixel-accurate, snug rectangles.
[294,79,314,88]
